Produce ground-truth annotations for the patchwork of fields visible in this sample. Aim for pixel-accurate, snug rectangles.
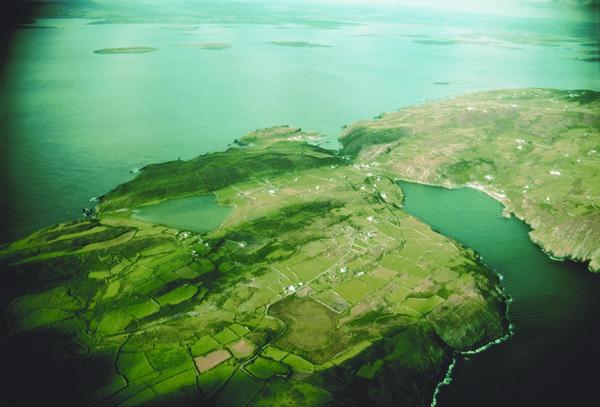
[0,125,506,406]
[5,88,595,405]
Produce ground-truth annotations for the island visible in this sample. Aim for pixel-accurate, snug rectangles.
[1,89,597,406]
[413,39,457,46]
[93,47,159,54]
[268,41,331,48]
[173,42,232,50]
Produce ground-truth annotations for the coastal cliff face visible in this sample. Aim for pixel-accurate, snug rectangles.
[340,89,600,272]
[0,126,506,406]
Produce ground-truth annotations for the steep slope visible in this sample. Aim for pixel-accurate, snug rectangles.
[341,89,600,271]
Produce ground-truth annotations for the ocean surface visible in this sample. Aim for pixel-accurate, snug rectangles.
[400,181,600,406]
[1,12,598,242]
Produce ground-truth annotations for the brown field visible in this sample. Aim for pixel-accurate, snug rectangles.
[228,338,255,358]
[194,349,231,373]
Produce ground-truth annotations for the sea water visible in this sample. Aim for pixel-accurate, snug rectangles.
[1,10,597,244]
[399,181,600,406]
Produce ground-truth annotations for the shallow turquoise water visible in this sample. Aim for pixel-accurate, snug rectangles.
[131,195,231,233]
[399,181,600,406]
[1,13,598,242]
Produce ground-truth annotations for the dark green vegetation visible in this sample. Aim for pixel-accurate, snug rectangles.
[93,47,159,54]
[0,124,507,406]
[340,126,410,157]
[341,88,600,272]
[99,127,342,212]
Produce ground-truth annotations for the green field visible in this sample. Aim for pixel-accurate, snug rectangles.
[246,356,289,380]
[0,105,528,405]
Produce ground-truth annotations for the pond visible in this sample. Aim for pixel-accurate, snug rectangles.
[131,195,231,233]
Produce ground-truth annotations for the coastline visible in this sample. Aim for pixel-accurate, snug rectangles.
[88,138,518,407]
[430,302,514,407]
[392,178,513,407]
[394,176,598,405]
[1,126,511,406]
[393,177,597,273]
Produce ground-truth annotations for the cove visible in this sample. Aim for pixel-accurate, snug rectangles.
[398,181,600,406]
[131,195,231,233]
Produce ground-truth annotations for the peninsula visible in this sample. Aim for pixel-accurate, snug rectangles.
[1,89,598,406]
[1,129,506,406]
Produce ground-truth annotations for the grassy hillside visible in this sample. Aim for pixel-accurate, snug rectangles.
[341,89,600,272]
[0,126,506,406]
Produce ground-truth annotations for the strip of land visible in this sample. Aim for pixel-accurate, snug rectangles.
[94,47,158,54]
[268,41,331,48]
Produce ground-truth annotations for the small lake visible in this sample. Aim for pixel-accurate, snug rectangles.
[131,195,231,233]
[398,181,600,406]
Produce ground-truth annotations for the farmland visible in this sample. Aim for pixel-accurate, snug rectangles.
[0,123,507,406]
[4,87,596,405]
[341,89,600,272]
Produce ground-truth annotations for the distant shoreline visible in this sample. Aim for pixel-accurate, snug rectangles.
[93,47,158,54]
